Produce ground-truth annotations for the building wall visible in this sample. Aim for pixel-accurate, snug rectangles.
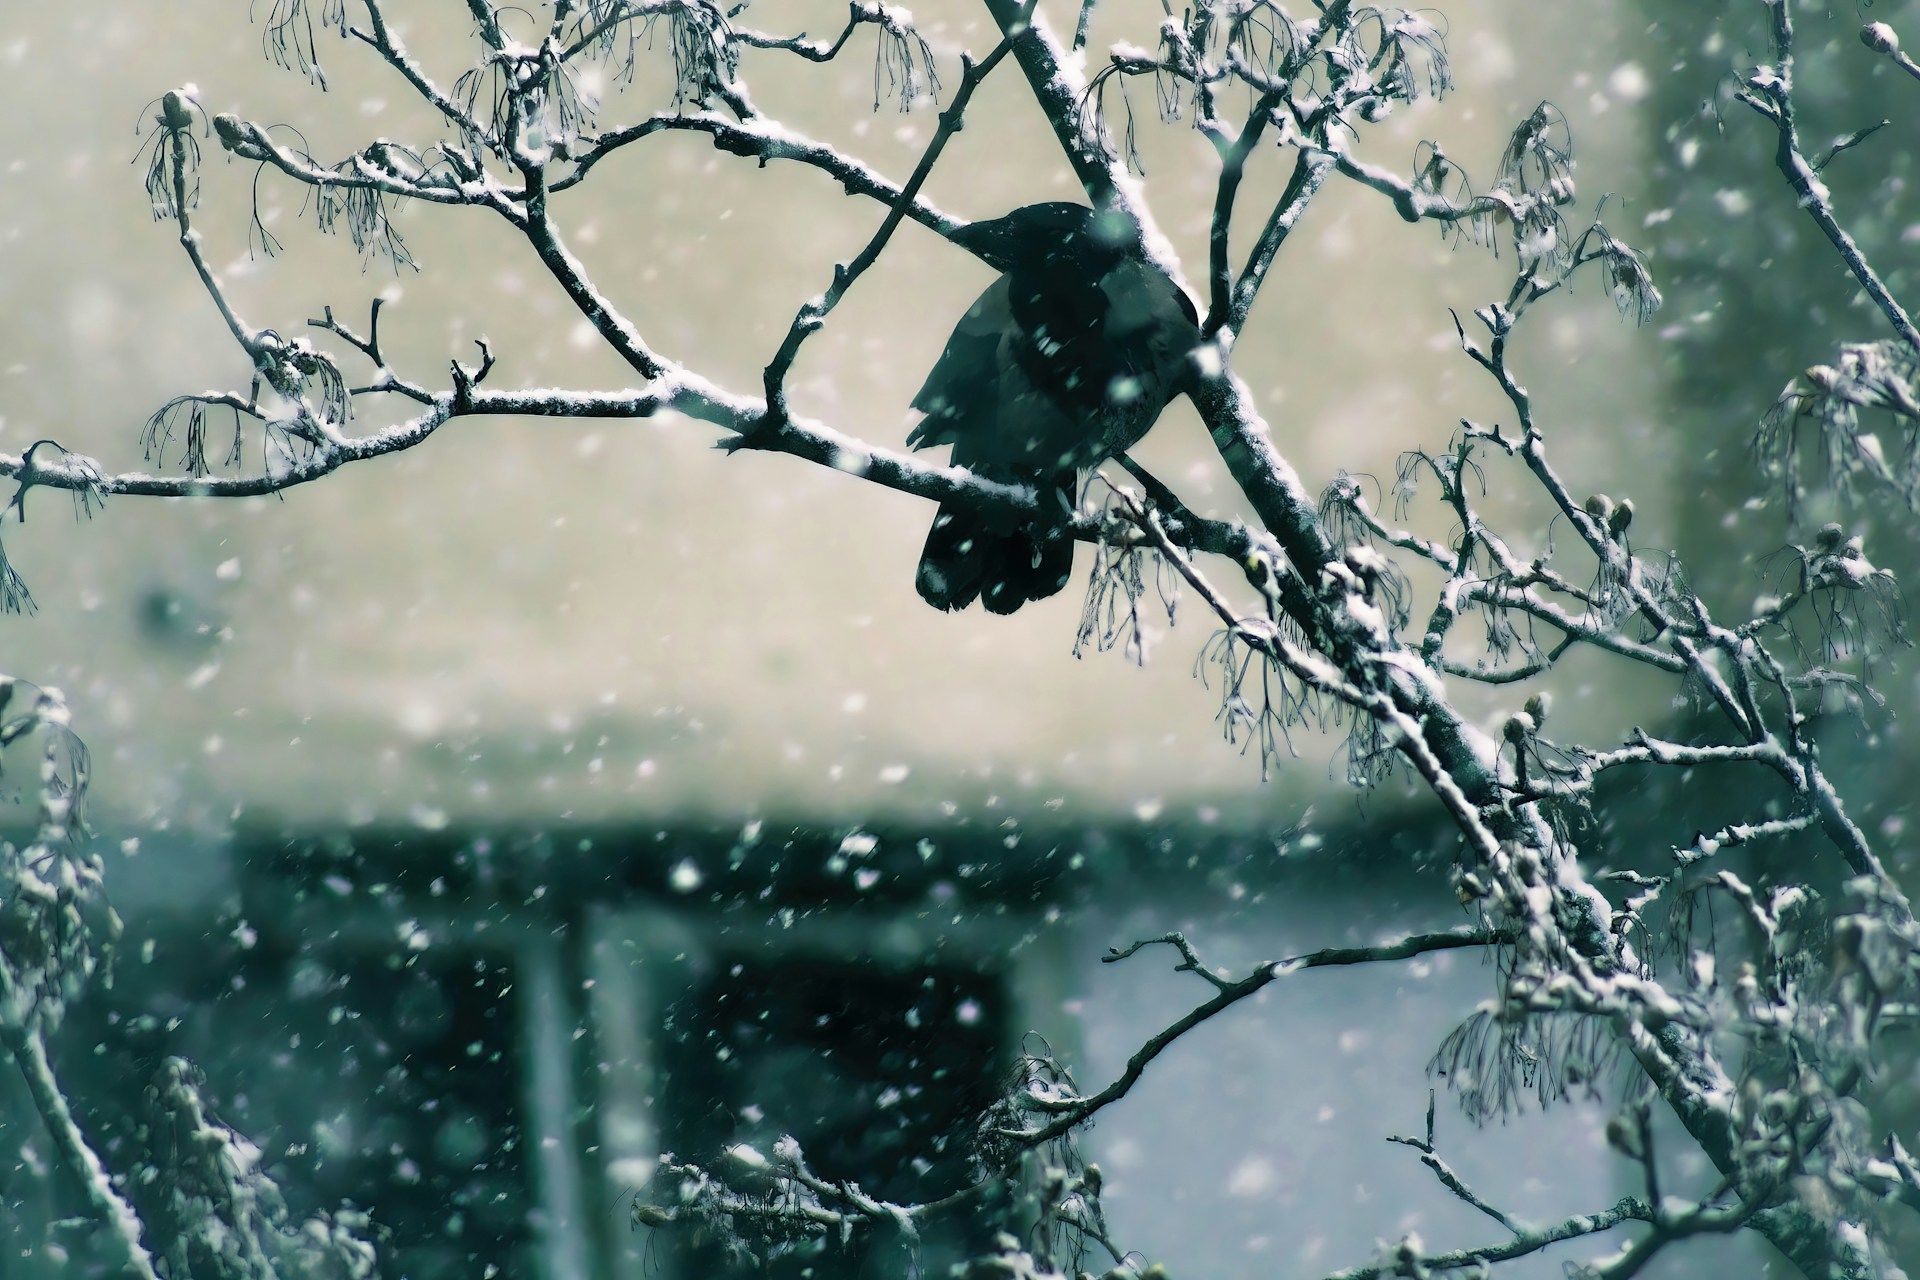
[21,821,1673,1280]
[0,0,1664,829]
[0,4,1766,1280]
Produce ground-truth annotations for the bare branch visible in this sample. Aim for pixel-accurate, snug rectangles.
[1013,927,1504,1145]
[760,10,1031,417]
[1740,1,1920,351]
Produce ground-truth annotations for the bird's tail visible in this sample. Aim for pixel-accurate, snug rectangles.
[915,474,1075,614]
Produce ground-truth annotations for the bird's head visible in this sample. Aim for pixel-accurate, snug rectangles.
[949,201,1137,274]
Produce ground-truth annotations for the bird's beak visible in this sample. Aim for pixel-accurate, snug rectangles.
[948,217,1014,273]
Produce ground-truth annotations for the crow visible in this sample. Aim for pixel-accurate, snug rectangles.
[907,202,1200,614]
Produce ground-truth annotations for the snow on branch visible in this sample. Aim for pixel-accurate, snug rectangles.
[0,686,377,1274]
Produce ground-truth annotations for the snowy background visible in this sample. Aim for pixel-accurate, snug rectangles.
[3,2,1909,1278]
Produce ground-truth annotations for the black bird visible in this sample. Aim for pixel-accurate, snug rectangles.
[908,202,1200,614]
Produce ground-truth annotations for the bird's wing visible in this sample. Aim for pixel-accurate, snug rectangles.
[909,257,1199,475]
[1098,258,1201,382]
[994,257,1201,463]
[907,275,1013,451]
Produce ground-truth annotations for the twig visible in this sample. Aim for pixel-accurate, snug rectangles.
[1740,1,1920,351]
[1013,926,1504,1145]
[759,3,1034,418]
